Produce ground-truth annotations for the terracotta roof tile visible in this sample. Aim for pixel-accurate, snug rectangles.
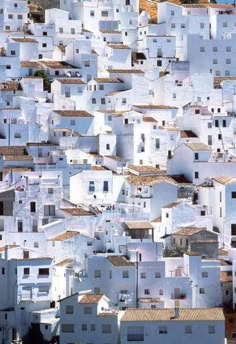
[121,308,225,322]
[11,38,38,43]
[173,227,205,236]
[48,231,80,241]
[57,79,85,84]
[94,78,123,83]
[79,294,104,304]
[185,142,211,151]
[107,255,135,267]
[60,208,94,216]
[127,175,176,186]
[125,222,154,230]
[107,69,144,74]
[53,110,93,117]
[55,259,74,267]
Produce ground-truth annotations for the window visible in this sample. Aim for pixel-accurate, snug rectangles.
[48,188,53,194]
[202,271,208,278]
[103,181,109,192]
[218,134,222,140]
[159,326,167,334]
[200,23,204,29]
[223,119,226,127]
[94,269,101,278]
[11,50,16,56]
[200,47,205,52]
[171,10,175,15]
[102,324,111,333]
[213,59,218,64]
[101,10,108,17]
[91,324,95,331]
[159,289,163,295]
[157,60,162,67]
[76,48,79,54]
[185,326,192,334]
[181,23,185,28]
[8,14,13,19]
[66,305,73,314]
[43,31,47,36]
[30,202,36,213]
[42,43,47,48]
[231,224,236,235]
[215,119,219,127]
[172,93,176,99]
[171,23,176,28]
[213,46,218,52]
[144,289,150,295]
[84,61,90,67]
[89,181,95,192]
[123,270,129,278]
[24,268,30,275]
[84,306,92,314]
[127,327,144,341]
[223,22,227,27]
[208,326,215,334]
[122,98,127,104]
[61,324,74,333]
[90,10,94,16]
[34,242,39,248]
[199,288,205,294]
[232,192,236,199]
[140,272,146,279]
[225,70,230,76]
[92,98,96,104]
[6,65,11,70]
[82,324,87,331]
[94,287,100,294]
[71,28,75,34]
[194,153,199,160]
[38,286,49,294]
[17,221,23,232]
[44,205,55,216]
[226,46,231,52]
[208,122,212,128]
[194,172,199,179]
[155,272,161,278]
[70,119,75,126]
[226,59,231,65]
[38,268,49,276]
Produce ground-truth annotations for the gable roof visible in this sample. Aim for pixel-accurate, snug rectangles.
[79,294,104,304]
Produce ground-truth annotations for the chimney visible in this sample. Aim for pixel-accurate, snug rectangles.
[174,300,180,318]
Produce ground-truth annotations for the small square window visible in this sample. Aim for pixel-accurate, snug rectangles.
[122,270,129,278]
[199,288,205,294]
[24,268,30,275]
[208,326,215,334]
[144,289,150,295]
[140,272,146,279]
